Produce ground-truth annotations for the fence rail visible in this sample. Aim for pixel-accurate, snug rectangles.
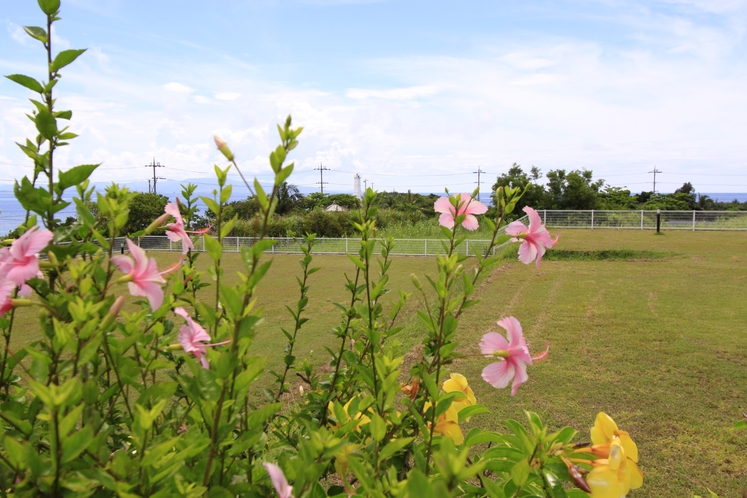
[540,210,747,230]
[121,218,522,257]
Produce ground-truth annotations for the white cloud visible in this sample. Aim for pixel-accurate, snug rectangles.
[89,46,110,66]
[345,85,439,100]
[193,95,212,104]
[7,23,31,46]
[215,92,241,101]
[163,82,193,93]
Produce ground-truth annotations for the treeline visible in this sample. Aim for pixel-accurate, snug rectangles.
[493,163,747,212]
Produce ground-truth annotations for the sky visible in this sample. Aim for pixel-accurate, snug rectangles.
[1,0,746,199]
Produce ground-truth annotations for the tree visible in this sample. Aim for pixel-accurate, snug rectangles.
[545,169,604,210]
[276,182,304,215]
[491,163,546,210]
[124,192,169,235]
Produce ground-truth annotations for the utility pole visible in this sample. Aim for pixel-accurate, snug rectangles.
[363,179,368,190]
[474,166,486,193]
[315,162,329,194]
[648,167,662,194]
[147,179,151,194]
[145,157,165,194]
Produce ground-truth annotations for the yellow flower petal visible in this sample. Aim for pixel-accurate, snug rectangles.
[629,461,644,489]
[440,421,464,445]
[591,412,619,446]
[615,430,639,463]
[587,465,625,498]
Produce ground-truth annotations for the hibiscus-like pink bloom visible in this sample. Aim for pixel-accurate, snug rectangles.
[111,239,172,311]
[506,206,555,268]
[164,202,194,254]
[0,227,53,286]
[480,316,535,396]
[0,281,32,318]
[263,462,293,498]
[174,307,228,368]
[434,193,488,231]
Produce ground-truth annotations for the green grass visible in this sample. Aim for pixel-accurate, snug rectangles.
[9,230,747,497]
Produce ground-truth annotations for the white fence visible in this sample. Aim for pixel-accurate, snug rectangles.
[123,236,512,257]
[540,210,747,231]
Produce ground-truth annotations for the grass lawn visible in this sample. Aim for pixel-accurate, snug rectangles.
[8,229,746,497]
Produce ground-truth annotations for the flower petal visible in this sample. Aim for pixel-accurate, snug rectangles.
[263,462,293,498]
[438,212,455,229]
[461,214,480,231]
[524,206,544,232]
[591,412,619,446]
[433,196,454,214]
[587,465,624,498]
[517,239,539,265]
[510,359,528,396]
[482,361,515,389]
[479,332,509,355]
[505,220,528,236]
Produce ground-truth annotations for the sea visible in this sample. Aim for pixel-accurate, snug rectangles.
[0,189,745,237]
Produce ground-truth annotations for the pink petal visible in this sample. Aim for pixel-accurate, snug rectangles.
[126,239,149,272]
[497,316,523,346]
[517,240,539,265]
[16,228,53,257]
[164,202,183,224]
[196,352,210,369]
[509,359,529,396]
[18,284,32,298]
[482,361,515,389]
[110,255,134,274]
[4,260,40,286]
[438,212,455,229]
[433,196,454,214]
[461,214,480,231]
[524,206,544,232]
[461,196,488,216]
[0,280,14,302]
[505,220,528,237]
[165,227,183,243]
[264,462,293,498]
[129,281,163,310]
[479,332,509,355]
[174,307,190,320]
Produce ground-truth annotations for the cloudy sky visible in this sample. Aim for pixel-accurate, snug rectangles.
[1,0,746,197]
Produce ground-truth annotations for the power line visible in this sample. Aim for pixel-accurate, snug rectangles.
[648,167,662,194]
[474,166,486,193]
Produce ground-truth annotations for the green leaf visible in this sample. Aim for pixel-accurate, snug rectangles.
[511,459,530,487]
[5,74,44,94]
[457,404,491,423]
[15,177,52,214]
[51,49,86,72]
[55,109,72,120]
[204,234,223,261]
[38,0,61,15]
[368,413,386,442]
[406,469,434,496]
[58,164,99,191]
[735,420,747,430]
[62,426,93,463]
[378,437,413,462]
[35,108,57,140]
[23,26,47,44]
[200,196,220,216]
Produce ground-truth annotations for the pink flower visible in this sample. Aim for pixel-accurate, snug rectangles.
[506,206,555,268]
[434,193,488,231]
[164,202,194,254]
[0,227,53,286]
[111,239,172,310]
[263,462,293,498]
[174,307,229,368]
[480,316,533,396]
[0,281,32,318]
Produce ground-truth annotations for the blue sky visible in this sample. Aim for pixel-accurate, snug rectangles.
[1,0,746,197]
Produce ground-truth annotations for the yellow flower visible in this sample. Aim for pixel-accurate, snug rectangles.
[589,412,643,490]
[424,402,464,445]
[442,373,477,414]
[327,398,370,430]
[587,438,635,498]
[334,444,360,479]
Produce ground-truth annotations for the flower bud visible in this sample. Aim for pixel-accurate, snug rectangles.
[214,135,234,162]
[410,273,423,291]
[101,296,126,329]
[144,212,170,235]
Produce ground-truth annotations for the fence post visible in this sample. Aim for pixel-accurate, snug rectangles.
[272,239,275,254]
[424,239,427,256]
[543,210,547,225]
[692,211,696,231]
[170,240,172,252]
[640,210,644,230]
[346,238,348,254]
[202,236,205,252]
[465,239,469,255]
[591,210,594,230]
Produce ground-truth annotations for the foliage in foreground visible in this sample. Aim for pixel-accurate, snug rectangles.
[0,2,667,497]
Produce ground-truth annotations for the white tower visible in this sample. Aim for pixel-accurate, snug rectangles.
[354,173,362,199]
